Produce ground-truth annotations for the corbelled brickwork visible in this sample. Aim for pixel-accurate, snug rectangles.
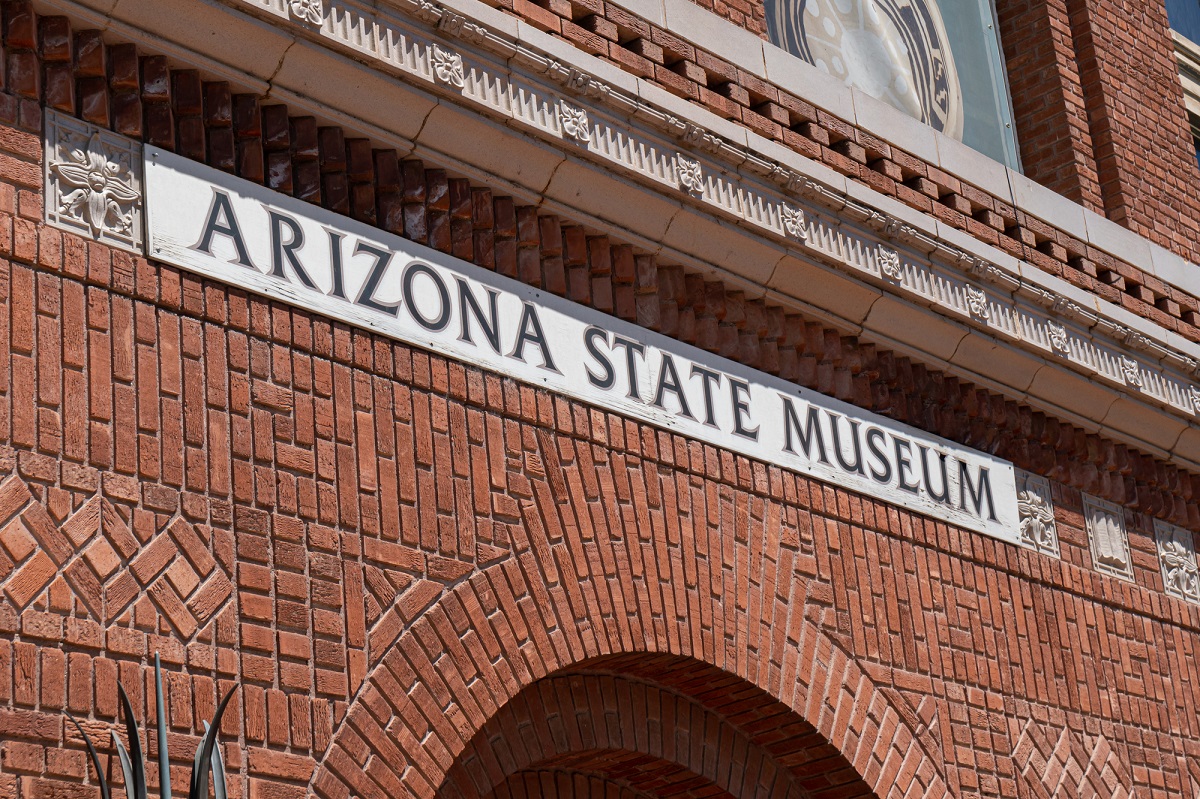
[1,2,1200,799]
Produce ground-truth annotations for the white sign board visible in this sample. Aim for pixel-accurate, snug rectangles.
[143,146,1021,543]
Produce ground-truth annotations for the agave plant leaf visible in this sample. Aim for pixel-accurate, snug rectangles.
[65,711,111,799]
[116,684,148,799]
[188,686,237,799]
[110,731,137,799]
[155,654,172,799]
[202,721,228,799]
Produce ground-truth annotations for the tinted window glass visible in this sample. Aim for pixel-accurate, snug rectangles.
[1168,0,1200,44]
[765,0,1020,168]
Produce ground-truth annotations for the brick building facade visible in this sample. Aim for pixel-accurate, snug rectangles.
[1,0,1200,797]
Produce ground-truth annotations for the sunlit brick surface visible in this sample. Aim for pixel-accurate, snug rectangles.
[1,1,1200,798]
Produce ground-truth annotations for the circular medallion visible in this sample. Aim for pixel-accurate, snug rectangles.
[767,0,964,139]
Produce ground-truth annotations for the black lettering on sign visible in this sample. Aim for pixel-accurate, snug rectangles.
[729,379,759,441]
[509,303,559,373]
[651,353,694,419]
[611,337,646,402]
[919,446,951,504]
[782,398,829,464]
[353,241,400,316]
[457,279,502,353]
[864,427,891,484]
[893,438,920,494]
[326,230,348,300]
[402,262,451,332]
[584,327,615,390]
[268,210,319,289]
[828,413,865,475]
[193,189,256,269]
[691,365,723,427]
[959,463,998,521]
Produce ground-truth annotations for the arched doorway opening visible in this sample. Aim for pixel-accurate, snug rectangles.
[436,655,883,799]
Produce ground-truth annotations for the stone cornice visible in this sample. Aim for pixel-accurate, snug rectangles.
[30,0,1200,470]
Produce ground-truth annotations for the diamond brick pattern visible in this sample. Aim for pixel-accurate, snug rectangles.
[0,474,230,635]
[0,476,74,609]
[1012,719,1136,799]
[126,517,232,637]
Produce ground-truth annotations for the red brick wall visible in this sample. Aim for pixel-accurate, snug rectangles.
[1,6,1200,799]
[0,5,1191,528]
[1,254,1198,799]
[995,0,1105,212]
[1064,0,1200,248]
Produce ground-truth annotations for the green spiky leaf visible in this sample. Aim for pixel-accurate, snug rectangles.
[202,721,228,799]
[155,654,172,799]
[110,731,136,799]
[116,684,148,799]
[188,687,236,799]
[65,711,111,799]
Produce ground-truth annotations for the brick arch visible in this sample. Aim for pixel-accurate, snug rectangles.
[435,664,884,799]
[483,771,663,799]
[436,671,804,798]
[311,524,952,799]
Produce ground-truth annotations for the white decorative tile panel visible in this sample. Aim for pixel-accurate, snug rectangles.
[1015,471,1059,558]
[44,110,143,254]
[1083,494,1134,582]
[1154,520,1200,603]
